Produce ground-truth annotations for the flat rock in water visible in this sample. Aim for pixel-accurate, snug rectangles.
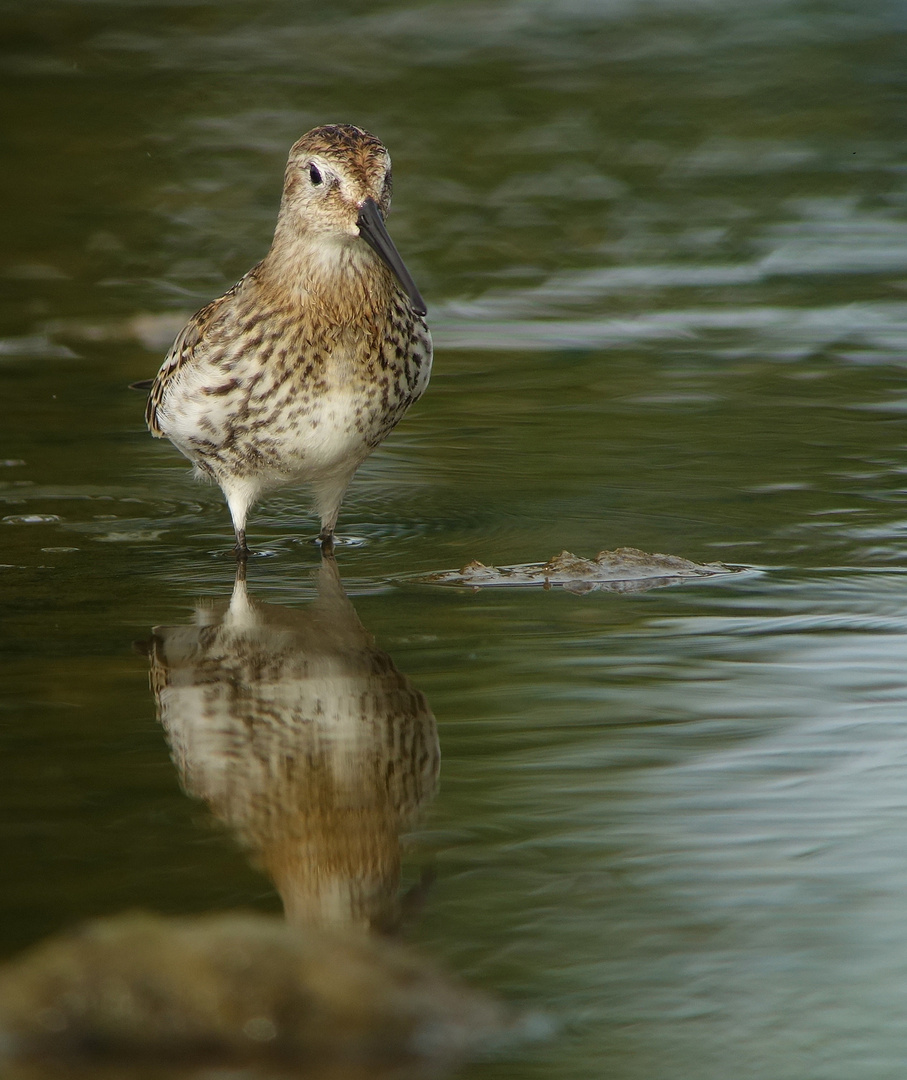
[415,547,741,594]
[0,912,521,1077]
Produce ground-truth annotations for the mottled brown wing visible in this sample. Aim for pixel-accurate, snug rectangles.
[144,271,256,436]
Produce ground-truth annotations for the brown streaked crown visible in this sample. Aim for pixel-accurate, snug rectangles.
[285,124,393,214]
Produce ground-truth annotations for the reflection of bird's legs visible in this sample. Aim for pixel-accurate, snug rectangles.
[315,546,344,595]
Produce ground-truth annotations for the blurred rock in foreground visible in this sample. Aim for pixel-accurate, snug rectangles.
[0,912,521,1078]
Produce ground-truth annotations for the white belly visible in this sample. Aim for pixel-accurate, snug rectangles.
[161,364,386,483]
[281,384,375,478]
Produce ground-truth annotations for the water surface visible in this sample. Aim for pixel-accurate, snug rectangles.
[2,1,907,1077]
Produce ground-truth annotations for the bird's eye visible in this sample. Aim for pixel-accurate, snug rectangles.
[309,164,323,186]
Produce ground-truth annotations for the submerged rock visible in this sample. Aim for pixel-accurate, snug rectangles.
[414,547,742,594]
[0,912,514,1074]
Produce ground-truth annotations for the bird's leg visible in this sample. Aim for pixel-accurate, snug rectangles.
[226,490,253,561]
[313,472,351,557]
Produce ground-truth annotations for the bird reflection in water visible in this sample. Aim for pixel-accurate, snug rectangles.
[146,554,440,933]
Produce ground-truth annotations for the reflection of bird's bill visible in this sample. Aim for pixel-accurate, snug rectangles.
[356,197,427,317]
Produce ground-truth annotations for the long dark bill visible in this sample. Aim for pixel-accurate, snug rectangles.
[356,197,427,317]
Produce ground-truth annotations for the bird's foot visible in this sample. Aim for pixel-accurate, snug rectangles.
[233,529,250,561]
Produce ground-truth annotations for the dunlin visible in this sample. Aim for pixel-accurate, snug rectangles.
[139,124,431,556]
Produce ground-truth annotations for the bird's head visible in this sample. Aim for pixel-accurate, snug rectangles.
[277,124,426,316]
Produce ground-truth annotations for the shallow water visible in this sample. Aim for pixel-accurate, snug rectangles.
[3,0,907,1076]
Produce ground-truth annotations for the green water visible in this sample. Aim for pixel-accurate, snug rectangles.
[3,0,907,1076]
